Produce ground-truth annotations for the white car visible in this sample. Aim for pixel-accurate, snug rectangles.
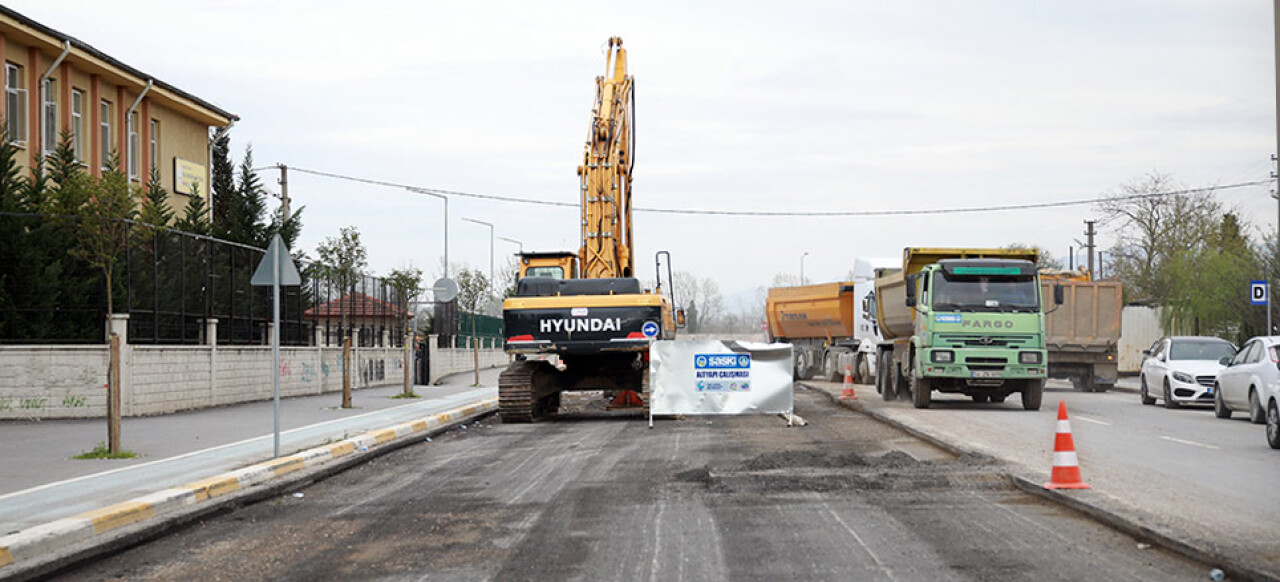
[1214,336,1280,445]
[1139,336,1237,409]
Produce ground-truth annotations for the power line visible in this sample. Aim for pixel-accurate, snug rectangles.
[282,165,1273,217]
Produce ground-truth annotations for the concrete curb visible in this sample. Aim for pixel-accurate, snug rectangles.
[0,398,498,581]
[799,382,1278,582]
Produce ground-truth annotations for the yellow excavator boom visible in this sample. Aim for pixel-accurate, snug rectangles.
[578,36,635,280]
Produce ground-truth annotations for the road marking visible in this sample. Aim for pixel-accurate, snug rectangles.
[1075,416,1111,426]
[1160,436,1220,450]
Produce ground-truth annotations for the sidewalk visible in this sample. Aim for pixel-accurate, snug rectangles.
[0,368,501,535]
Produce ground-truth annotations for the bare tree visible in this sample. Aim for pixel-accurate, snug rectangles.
[1095,172,1221,303]
[1004,243,1064,270]
[455,266,491,386]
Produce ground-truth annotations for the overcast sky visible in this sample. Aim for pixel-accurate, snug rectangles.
[14,1,1278,308]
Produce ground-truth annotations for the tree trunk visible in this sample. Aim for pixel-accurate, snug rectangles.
[108,333,122,454]
[472,317,480,386]
[342,335,353,408]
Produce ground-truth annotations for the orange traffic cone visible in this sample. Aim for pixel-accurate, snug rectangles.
[840,365,857,400]
[1044,399,1090,490]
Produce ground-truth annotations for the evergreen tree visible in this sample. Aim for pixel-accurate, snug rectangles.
[47,129,82,189]
[0,126,26,212]
[138,166,174,228]
[174,183,211,236]
[209,132,235,230]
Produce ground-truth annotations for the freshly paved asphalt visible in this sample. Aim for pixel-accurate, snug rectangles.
[0,368,501,535]
[804,375,1280,580]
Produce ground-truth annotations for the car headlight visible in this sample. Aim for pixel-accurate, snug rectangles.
[931,350,954,363]
[1019,351,1042,365]
[1172,371,1195,384]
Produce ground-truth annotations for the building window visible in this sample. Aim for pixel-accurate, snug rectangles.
[41,79,57,156]
[71,89,84,162]
[149,119,158,174]
[5,63,25,145]
[100,99,112,172]
[127,112,139,180]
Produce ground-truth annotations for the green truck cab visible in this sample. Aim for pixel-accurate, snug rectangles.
[874,248,1063,410]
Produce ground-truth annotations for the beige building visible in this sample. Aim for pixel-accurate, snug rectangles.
[1,5,235,219]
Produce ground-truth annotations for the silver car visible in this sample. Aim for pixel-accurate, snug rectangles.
[1214,336,1280,432]
[1140,336,1237,409]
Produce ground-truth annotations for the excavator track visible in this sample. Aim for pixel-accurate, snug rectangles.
[498,360,558,423]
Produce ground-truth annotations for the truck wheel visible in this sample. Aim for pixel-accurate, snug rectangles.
[1021,379,1044,411]
[878,355,895,401]
[990,394,1007,404]
[910,374,931,409]
[857,357,871,385]
[823,352,841,382]
[972,394,990,403]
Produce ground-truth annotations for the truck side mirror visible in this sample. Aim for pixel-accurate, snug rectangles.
[1142,349,1151,356]
[677,309,687,328]
[1053,284,1065,305]
[905,274,917,307]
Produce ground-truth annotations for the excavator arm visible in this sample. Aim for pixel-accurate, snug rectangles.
[578,37,635,280]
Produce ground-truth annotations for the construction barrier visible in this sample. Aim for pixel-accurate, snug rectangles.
[648,340,792,426]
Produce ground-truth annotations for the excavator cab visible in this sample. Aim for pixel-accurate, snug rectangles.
[518,252,579,280]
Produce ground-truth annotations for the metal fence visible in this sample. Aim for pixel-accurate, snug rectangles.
[0,213,421,347]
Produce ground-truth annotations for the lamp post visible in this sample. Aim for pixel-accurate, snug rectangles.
[800,251,810,285]
[498,236,523,253]
[463,217,495,290]
[407,187,448,278]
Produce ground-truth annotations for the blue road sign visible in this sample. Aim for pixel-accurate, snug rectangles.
[1251,280,1269,306]
[641,321,660,338]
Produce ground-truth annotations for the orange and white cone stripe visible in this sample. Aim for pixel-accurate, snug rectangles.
[1044,399,1090,490]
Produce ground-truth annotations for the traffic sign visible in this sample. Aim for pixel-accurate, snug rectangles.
[251,234,302,287]
[1251,280,1269,306]
[641,321,660,338]
[432,277,458,302]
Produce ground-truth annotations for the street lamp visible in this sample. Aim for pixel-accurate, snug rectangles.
[406,187,448,278]
[462,217,495,290]
[800,251,810,284]
[498,236,523,253]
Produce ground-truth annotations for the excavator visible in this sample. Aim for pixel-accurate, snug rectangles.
[498,37,680,422]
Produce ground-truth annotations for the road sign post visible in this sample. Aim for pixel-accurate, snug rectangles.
[252,234,303,458]
[1251,280,1270,335]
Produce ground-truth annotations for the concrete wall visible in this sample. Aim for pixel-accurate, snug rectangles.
[0,320,507,420]
[427,336,509,385]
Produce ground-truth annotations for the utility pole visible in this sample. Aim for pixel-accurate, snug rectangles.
[276,163,291,221]
[1083,220,1097,276]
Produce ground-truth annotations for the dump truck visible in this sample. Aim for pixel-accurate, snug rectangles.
[1039,269,1122,392]
[765,280,880,384]
[874,247,1062,410]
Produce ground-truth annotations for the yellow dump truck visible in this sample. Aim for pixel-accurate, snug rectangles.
[1039,269,1122,392]
[765,280,880,383]
[875,247,1063,410]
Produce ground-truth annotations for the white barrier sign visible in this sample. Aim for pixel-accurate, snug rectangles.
[649,340,793,424]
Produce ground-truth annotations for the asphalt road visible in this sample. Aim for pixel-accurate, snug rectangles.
[831,377,1280,578]
[56,389,1207,581]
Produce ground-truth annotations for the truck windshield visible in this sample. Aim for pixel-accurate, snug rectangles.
[931,272,1039,312]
